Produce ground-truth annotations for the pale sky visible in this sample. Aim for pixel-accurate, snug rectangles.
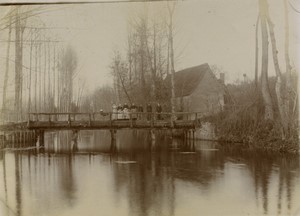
[0,0,299,96]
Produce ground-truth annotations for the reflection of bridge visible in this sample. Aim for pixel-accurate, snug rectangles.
[0,112,202,149]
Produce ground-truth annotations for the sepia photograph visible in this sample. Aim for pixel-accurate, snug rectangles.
[0,0,299,215]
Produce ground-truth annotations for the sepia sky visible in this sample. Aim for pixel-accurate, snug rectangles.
[0,0,299,94]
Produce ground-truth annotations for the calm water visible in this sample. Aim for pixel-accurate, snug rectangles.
[0,130,300,216]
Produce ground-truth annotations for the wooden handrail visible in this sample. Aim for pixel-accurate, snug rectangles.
[28,111,203,116]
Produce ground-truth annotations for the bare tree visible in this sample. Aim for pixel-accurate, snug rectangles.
[254,15,260,89]
[167,1,176,120]
[59,46,77,112]
[258,0,274,121]
[283,0,293,131]
[265,1,288,135]
[111,51,132,103]
[2,15,12,112]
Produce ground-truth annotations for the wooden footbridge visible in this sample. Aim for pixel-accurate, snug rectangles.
[0,112,202,148]
[0,112,201,131]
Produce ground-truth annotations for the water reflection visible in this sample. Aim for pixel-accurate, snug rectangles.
[0,131,299,216]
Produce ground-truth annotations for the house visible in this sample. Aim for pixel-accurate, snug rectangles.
[171,63,225,115]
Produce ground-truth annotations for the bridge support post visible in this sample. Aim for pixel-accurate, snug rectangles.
[150,129,156,150]
[110,129,117,153]
[192,129,195,150]
[38,130,45,148]
[71,130,79,152]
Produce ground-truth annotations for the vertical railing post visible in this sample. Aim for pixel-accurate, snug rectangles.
[170,113,174,128]
[39,130,45,147]
[68,113,71,126]
[89,113,92,126]
[151,113,154,128]
[130,113,133,128]
[110,113,112,127]
[27,113,30,127]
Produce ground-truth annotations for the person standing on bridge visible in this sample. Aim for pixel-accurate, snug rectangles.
[146,103,152,121]
[112,104,117,120]
[130,103,137,120]
[123,103,129,119]
[117,104,123,120]
[156,103,162,120]
[138,105,143,120]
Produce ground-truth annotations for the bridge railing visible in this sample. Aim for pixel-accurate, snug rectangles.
[0,112,20,123]
[28,111,203,126]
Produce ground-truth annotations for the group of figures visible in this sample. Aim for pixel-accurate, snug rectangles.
[111,103,162,120]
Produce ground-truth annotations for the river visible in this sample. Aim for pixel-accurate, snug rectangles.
[0,130,299,216]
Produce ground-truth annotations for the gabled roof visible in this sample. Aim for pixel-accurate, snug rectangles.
[167,63,212,97]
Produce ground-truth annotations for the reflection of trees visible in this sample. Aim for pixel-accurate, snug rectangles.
[276,156,298,215]
[169,139,225,188]
[111,139,225,216]
[220,147,300,215]
[15,152,22,216]
[13,150,77,214]
[247,153,299,215]
[112,149,175,216]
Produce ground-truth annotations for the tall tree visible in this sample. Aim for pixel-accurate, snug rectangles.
[14,7,21,118]
[258,0,274,121]
[2,15,12,112]
[28,30,33,113]
[167,1,176,120]
[265,0,288,134]
[283,0,293,131]
[59,46,77,112]
[254,15,260,89]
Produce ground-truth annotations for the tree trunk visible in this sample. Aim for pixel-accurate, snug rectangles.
[44,39,47,110]
[265,2,288,135]
[255,15,260,89]
[19,25,25,120]
[259,0,274,121]
[48,42,51,111]
[34,38,38,112]
[168,3,176,120]
[14,9,21,119]
[28,31,33,114]
[2,16,12,112]
[39,43,42,112]
[53,45,56,112]
[283,0,293,132]
[152,23,157,100]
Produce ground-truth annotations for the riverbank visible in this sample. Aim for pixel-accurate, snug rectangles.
[208,113,299,154]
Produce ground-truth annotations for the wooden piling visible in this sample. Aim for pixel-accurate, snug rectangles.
[150,129,156,150]
[71,130,79,152]
[110,129,117,153]
[39,130,45,147]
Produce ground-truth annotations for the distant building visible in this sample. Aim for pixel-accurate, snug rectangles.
[171,63,225,115]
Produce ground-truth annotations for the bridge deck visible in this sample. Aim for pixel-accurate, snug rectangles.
[0,112,202,131]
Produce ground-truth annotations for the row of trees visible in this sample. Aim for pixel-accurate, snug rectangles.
[0,7,78,120]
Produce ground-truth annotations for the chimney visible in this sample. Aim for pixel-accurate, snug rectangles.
[243,73,247,83]
[220,73,225,84]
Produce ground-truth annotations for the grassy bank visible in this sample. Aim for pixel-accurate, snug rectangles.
[208,108,299,154]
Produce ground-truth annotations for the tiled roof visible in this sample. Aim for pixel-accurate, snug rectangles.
[166,63,211,97]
